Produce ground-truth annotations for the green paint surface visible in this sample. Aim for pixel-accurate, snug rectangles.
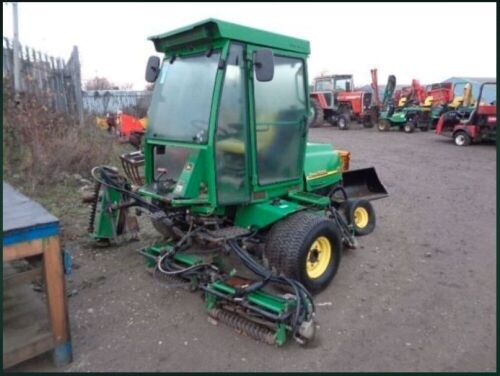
[234,200,303,229]
[149,18,310,54]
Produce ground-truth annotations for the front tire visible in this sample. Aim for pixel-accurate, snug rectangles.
[454,131,471,146]
[344,199,376,236]
[337,115,350,130]
[377,119,391,132]
[265,212,342,294]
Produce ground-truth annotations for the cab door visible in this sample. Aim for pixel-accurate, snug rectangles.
[214,43,251,205]
[247,46,308,187]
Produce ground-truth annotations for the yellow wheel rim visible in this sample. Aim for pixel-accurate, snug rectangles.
[306,236,332,279]
[354,207,369,229]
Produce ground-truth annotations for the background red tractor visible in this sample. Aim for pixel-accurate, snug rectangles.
[309,74,376,130]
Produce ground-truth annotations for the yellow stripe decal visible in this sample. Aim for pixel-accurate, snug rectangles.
[306,169,339,181]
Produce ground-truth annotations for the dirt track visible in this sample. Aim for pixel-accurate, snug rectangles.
[12,126,496,372]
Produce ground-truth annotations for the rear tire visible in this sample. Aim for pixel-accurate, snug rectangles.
[454,131,471,146]
[308,98,324,128]
[403,122,415,133]
[265,212,342,294]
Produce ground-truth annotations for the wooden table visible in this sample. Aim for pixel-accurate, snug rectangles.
[3,182,73,369]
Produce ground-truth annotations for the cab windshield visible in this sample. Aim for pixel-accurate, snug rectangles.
[147,52,220,143]
[334,78,351,91]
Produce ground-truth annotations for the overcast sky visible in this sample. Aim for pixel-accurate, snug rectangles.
[3,2,497,89]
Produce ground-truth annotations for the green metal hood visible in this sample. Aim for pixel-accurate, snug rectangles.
[149,18,310,54]
[303,143,342,191]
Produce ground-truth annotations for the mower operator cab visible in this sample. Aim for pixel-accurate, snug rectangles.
[313,75,353,92]
[140,19,322,214]
[89,21,389,333]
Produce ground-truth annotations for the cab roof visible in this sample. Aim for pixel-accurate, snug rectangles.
[149,18,310,55]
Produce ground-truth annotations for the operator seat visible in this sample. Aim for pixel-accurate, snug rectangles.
[257,108,303,182]
[422,96,433,107]
[449,83,476,109]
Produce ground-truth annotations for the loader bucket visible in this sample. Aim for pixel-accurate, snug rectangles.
[342,167,388,201]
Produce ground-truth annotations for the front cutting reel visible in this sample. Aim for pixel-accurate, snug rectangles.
[88,166,316,347]
[141,240,316,346]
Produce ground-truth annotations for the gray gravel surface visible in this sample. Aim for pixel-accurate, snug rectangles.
[11,127,496,372]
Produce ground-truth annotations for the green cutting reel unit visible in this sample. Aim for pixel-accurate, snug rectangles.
[88,19,388,347]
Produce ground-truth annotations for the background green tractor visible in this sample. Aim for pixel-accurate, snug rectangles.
[88,19,388,346]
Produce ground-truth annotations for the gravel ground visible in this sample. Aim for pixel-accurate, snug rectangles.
[10,126,496,372]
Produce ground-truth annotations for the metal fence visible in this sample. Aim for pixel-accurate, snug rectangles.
[82,90,152,117]
[3,37,84,125]
[3,37,152,122]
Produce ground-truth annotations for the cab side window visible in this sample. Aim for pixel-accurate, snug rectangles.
[253,56,306,185]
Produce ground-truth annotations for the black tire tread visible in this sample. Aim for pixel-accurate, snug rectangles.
[345,199,376,236]
[454,130,471,146]
[266,212,330,279]
[338,114,350,130]
[378,119,391,131]
[309,98,324,128]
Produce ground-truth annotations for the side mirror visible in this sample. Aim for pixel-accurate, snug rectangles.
[145,56,161,83]
[253,49,274,82]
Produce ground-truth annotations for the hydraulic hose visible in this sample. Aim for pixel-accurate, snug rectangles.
[227,239,315,336]
[156,244,212,276]
[90,166,162,213]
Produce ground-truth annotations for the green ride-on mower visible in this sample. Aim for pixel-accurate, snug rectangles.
[88,19,388,347]
[377,76,431,133]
